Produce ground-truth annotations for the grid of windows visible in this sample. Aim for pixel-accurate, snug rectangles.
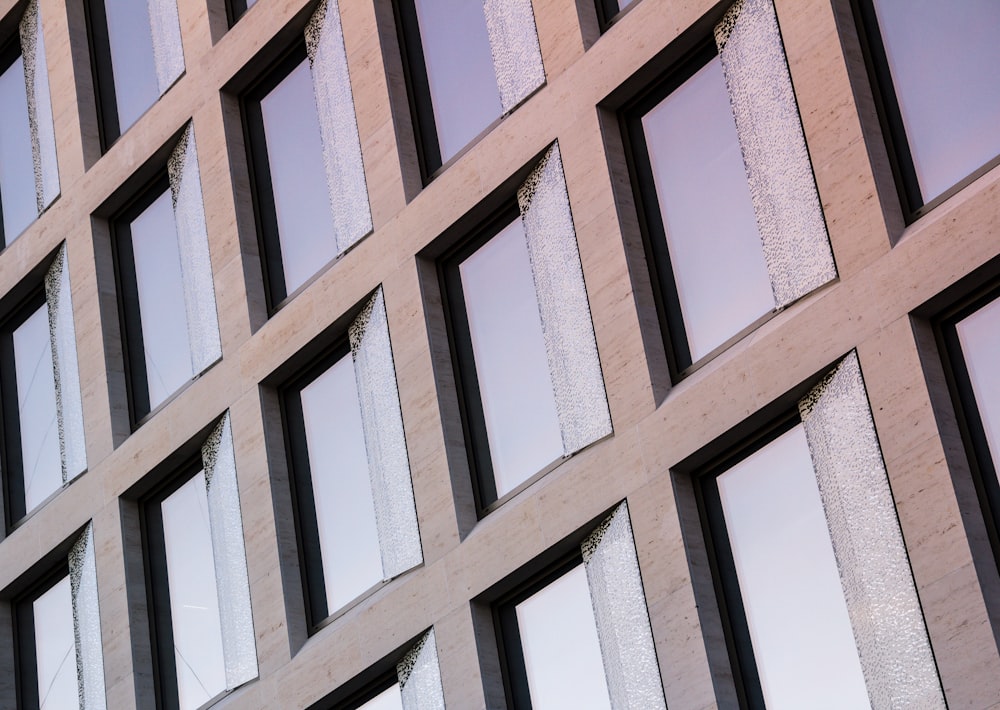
[0,0,997,708]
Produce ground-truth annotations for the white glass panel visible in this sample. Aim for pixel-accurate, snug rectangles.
[873,0,1000,202]
[15,303,61,512]
[260,59,337,295]
[459,219,562,496]
[413,0,502,162]
[0,55,36,243]
[301,355,383,613]
[642,56,773,362]
[33,576,79,710]
[717,425,870,709]
[130,190,194,410]
[103,0,160,132]
[358,684,403,710]
[161,471,227,710]
[515,565,611,709]
[957,297,1000,471]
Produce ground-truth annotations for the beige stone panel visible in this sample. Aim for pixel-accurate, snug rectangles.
[363,117,409,230]
[435,605,489,710]
[531,0,588,81]
[176,0,212,66]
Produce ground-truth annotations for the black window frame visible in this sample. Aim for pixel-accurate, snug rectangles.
[138,456,216,710]
[11,563,72,710]
[278,336,360,630]
[595,0,636,31]
[850,0,1000,221]
[438,200,535,515]
[82,0,123,150]
[934,281,1000,576]
[226,0,254,26]
[619,38,728,379]
[0,29,27,247]
[109,173,179,428]
[240,40,327,311]
[0,289,55,529]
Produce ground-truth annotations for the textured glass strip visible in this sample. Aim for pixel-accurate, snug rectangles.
[146,0,184,94]
[581,503,666,710]
[167,124,222,375]
[349,288,422,579]
[715,0,836,308]
[69,523,107,710]
[397,630,445,710]
[517,143,612,455]
[304,0,372,254]
[45,244,87,482]
[202,413,258,688]
[798,352,945,707]
[18,0,59,212]
[482,0,545,112]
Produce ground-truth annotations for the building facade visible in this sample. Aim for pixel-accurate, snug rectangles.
[0,0,999,707]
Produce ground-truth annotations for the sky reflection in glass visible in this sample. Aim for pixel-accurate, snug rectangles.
[161,471,227,710]
[260,59,337,295]
[515,565,611,709]
[413,0,502,163]
[718,425,870,709]
[0,55,36,244]
[957,297,1000,474]
[358,684,403,710]
[103,0,160,133]
[459,218,562,497]
[32,576,78,710]
[14,303,61,513]
[300,354,383,613]
[873,0,1000,202]
[130,190,193,410]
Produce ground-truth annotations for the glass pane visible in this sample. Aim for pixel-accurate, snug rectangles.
[33,576,79,710]
[957,296,1000,471]
[642,56,774,362]
[259,59,337,296]
[0,55,37,243]
[161,471,227,710]
[358,684,403,710]
[413,0,502,163]
[130,190,194,410]
[103,0,160,133]
[515,565,611,709]
[873,0,1000,202]
[14,303,61,513]
[717,425,870,709]
[459,218,562,497]
[300,354,383,613]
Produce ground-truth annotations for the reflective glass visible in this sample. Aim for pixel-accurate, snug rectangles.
[32,576,78,710]
[300,354,383,613]
[14,303,61,513]
[130,190,193,410]
[515,565,611,709]
[873,0,1000,202]
[459,219,562,497]
[957,297,1000,472]
[412,0,502,163]
[717,425,870,708]
[161,471,227,710]
[0,54,36,244]
[642,56,773,362]
[103,0,160,133]
[358,684,403,710]
[259,59,337,295]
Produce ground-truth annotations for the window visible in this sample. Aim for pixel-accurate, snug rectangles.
[0,1,59,246]
[618,0,836,376]
[85,0,184,145]
[855,0,1000,216]
[227,0,257,24]
[691,353,943,707]
[282,288,421,627]
[596,0,635,28]
[492,503,665,709]
[393,0,544,176]
[242,3,372,307]
[111,127,221,424]
[141,415,256,709]
[438,145,611,512]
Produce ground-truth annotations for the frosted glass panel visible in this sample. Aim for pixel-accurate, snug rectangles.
[33,577,79,710]
[717,425,870,709]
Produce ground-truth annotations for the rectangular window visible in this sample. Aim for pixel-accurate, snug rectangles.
[623,42,774,373]
[14,572,78,710]
[85,0,184,145]
[855,0,1000,216]
[0,36,36,245]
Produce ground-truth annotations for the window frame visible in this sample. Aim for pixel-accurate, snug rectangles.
[81,0,122,150]
[11,564,72,710]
